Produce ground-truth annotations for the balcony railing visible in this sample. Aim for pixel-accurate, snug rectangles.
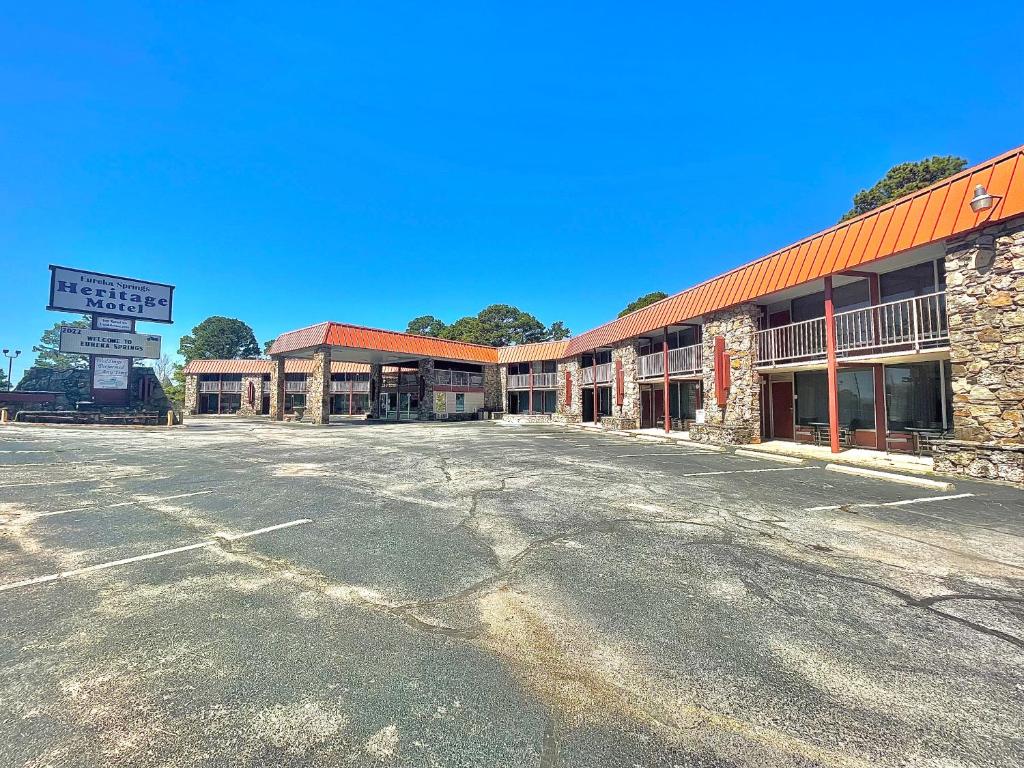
[637,344,703,379]
[285,380,307,393]
[198,381,243,393]
[435,370,484,387]
[330,380,370,393]
[756,292,948,367]
[507,372,558,390]
[262,381,272,394]
[579,362,613,385]
[220,381,242,393]
[834,291,948,357]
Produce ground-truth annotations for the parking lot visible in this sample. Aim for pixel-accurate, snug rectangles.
[1,419,1022,767]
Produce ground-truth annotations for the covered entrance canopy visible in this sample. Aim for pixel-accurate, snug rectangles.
[266,322,499,423]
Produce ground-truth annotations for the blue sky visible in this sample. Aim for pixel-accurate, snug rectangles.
[2,2,1023,382]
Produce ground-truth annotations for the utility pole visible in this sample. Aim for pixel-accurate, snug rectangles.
[2,349,20,391]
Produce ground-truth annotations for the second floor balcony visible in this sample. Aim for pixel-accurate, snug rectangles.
[330,380,370,393]
[756,292,949,368]
[637,343,702,380]
[579,362,613,385]
[435,370,484,387]
[507,371,558,390]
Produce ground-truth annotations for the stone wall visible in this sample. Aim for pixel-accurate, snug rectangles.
[15,366,169,415]
[236,374,264,416]
[269,358,286,420]
[368,363,383,418]
[483,364,502,411]
[418,359,435,419]
[498,364,509,413]
[558,359,582,423]
[689,304,761,445]
[941,217,1024,484]
[609,340,640,430]
[933,440,1023,486]
[184,374,198,415]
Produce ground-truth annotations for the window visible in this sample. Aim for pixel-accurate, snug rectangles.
[795,372,828,426]
[885,361,951,431]
[455,393,465,413]
[880,261,938,302]
[541,360,557,373]
[598,386,612,416]
[791,280,869,322]
[838,369,875,430]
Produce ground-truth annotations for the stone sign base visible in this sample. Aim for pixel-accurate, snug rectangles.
[932,440,1024,485]
[599,415,638,431]
[689,422,759,445]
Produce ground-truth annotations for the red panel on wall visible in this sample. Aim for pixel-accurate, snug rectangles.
[615,360,624,406]
[565,370,572,407]
[714,336,729,405]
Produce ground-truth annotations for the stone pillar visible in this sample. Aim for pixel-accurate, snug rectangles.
[183,374,198,416]
[558,359,582,423]
[306,346,331,424]
[603,341,640,430]
[483,364,502,411]
[690,304,761,445]
[417,358,435,420]
[237,374,263,416]
[369,363,383,418]
[935,218,1024,484]
[269,357,286,421]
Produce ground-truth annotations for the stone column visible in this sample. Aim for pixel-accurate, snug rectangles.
[483,364,502,411]
[558,359,582,423]
[306,346,331,424]
[935,219,1024,484]
[607,340,640,430]
[369,363,383,418]
[417,358,435,420]
[269,357,286,421]
[237,374,263,416]
[183,374,198,416]
[690,304,761,445]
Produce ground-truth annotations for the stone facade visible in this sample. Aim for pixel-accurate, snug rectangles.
[184,374,198,415]
[10,366,170,416]
[305,347,331,424]
[368,363,383,418]
[942,219,1024,484]
[236,374,264,416]
[558,358,582,424]
[417,359,435,419]
[269,358,286,421]
[483,364,502,411]
[608,340,640,430]
[689,304,761,445]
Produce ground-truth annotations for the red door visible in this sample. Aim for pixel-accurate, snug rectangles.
[771,381,794,440]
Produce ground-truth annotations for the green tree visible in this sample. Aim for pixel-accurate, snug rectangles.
[547,321,571,340]
[840,155,968,222]
[178,316,260,363]
[263,338,276,355]
[32,315,91,369]
[406,315,447,337]
[619,292,668,318]
[0,368,8,390]
[162,362,186,409]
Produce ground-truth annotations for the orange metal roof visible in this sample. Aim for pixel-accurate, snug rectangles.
[566,144,1024,355]
[269,321,500,364]
[183,359,370,375]
[497,340,571,364]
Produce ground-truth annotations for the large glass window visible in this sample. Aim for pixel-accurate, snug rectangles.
[791,280,870,322]
[540,360,557,373]
[795,372,828,425]
[455,393,465,413]
[838,369,875,430]
[880,261,938,302]
[598,386,612,416]
[885,361,951,431]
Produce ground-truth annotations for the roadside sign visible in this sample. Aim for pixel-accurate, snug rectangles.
[59,326,161,359]
[93,356,130,389]
[95,316,134,331]
[48,265,174,323]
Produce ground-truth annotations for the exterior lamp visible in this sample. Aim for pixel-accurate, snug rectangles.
[2,349,21,391]
[969,184,1002,213]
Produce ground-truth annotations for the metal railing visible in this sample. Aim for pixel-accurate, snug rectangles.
[756,317,828,366]
[755,291,948,366]
[834,292,948,357]
[262,381,272,394]
[219,381,242,393]
[330,380,370,393]
[579,362,613,385]
[637,344,703,379]
[198,381,221,393]
[507,371,557,390]
[285,380,307,393]
[435,370,484,387]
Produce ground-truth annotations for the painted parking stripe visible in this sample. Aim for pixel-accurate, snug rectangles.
[0,518,312,593]
[213,518,312,541]
[677,466,818,478]
[805,493,975,512]
[32,491,215,519]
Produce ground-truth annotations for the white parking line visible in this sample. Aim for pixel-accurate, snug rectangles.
[32,491,215,519]
[678,467,817,478]
[0,478,104,489]
[805,493,975,512]
[0,518,312,593]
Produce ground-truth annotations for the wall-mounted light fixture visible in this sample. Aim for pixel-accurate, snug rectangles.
[969,184,1003,213]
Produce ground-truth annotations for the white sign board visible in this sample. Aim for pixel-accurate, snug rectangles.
[48,265,174,323]
[695,409,706,424]
[59,326,161,359]
[93,356,130,390]
[95,316,133,331]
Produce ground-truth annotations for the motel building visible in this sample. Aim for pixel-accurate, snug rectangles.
[183,145,1024,485]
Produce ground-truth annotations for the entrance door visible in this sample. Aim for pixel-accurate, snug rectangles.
[582,388,594,422]
[640,388,653,428]
[770,380,794,439]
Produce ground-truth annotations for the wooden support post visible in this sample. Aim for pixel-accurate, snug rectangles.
[528,362,534,415]
[824,276,841,454]
[662,329,670,433]
[592,354,599,424]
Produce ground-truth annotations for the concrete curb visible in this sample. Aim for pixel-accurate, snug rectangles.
[825,464,955,491]
[735,449,804,464]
